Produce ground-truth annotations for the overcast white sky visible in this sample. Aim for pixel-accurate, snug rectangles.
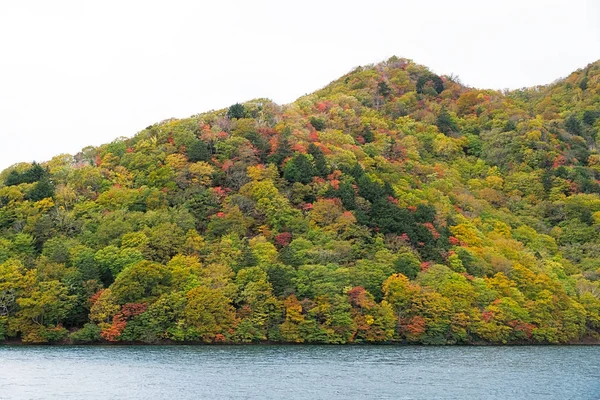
[0,0,598,171]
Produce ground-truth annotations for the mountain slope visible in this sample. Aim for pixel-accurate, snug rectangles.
[1,57,599,344]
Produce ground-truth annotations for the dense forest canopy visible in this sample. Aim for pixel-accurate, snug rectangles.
[1,56,600,344]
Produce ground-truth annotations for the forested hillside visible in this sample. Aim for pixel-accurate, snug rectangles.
[1,57,599,344]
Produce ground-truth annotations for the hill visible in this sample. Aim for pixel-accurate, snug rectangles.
[1,56,599,344]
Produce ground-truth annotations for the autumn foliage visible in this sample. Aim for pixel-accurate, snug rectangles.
[0,57,599,344]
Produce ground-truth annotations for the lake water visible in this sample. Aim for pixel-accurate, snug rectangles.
[0,345,598,399]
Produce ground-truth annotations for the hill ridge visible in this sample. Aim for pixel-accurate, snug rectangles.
[1,56,599,345]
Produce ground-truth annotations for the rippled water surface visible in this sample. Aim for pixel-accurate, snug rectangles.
[0,345,598,399]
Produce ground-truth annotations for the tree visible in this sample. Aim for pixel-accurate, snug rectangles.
[279,294,305,343]
[4,170,22,186]
[583,110,598,125]
[362,127,375,143]
[336,181,356,210]
[110,261,172,305]
[377,81,391,97]
[268,129,293,166]
[5,162,47,186]
[187,140,211,162]
[565,114,582,136]
[95,246,144,284]
[227,103,246,120]
[15,280,75,342]
[310,117,326,131]
[185,286,237,342]
[436,107,459,135]
[283,154,315,184]
[307,143,329,177]
[71,246,102,282]
[416,73,444,95]
[393,253,421,279]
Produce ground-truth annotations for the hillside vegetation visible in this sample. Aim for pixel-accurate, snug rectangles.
[1,57,600,344]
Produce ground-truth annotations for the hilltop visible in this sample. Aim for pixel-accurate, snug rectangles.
[0,57,599,344]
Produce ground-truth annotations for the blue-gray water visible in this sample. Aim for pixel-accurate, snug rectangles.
[0,345,598,399]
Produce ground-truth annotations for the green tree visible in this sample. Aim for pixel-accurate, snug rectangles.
[187,140,211,162]
[110,261,172,304]
[227,103,246,120]
[436,107,459,135]
[310,117,326,131]
[565,114,582,136]
[307,143,329,177]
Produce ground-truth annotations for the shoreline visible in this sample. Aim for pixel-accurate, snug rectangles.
[2,338,599,347]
